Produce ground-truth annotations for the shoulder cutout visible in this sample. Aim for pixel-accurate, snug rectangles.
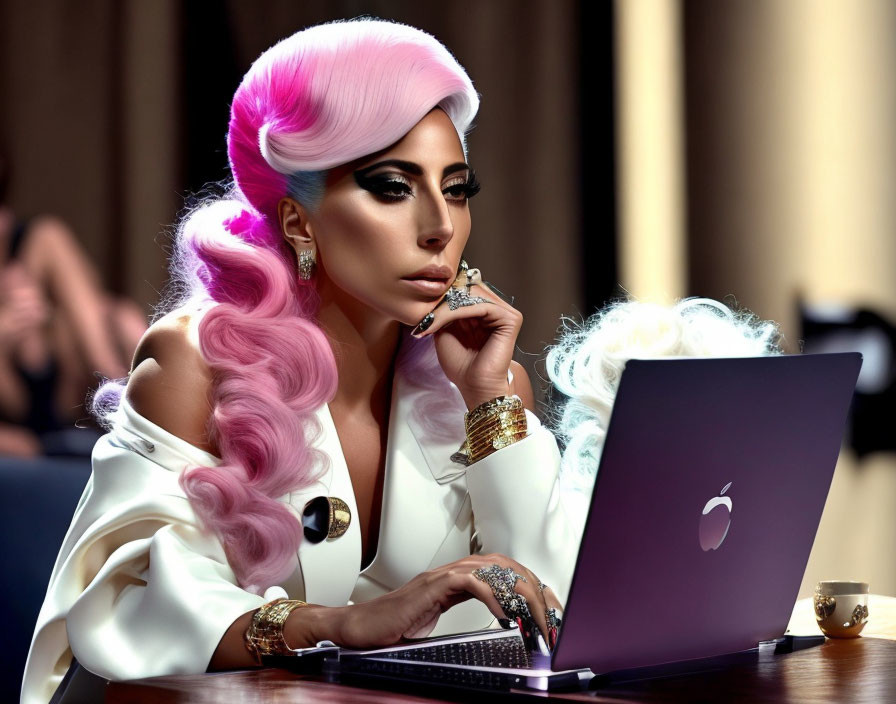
[126,309,218,455]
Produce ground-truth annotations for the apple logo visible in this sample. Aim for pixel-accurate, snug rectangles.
[699,482,733,551]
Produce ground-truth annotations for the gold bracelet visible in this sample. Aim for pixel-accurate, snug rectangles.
[244,598,309,662]
[466,398,525,434]
[465,395,523,427]
[464,395,528,463]
[465,414,527,441]
[465,396,526,435]
[467,430,527,460]
[467,426,527,454]
[466,416,527,447]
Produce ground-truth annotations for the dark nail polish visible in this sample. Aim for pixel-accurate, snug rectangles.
[412,312,434,336]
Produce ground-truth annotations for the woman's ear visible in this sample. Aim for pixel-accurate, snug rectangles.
[277,197,314,255]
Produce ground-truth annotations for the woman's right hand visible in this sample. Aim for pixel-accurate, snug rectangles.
[289,553,564,651]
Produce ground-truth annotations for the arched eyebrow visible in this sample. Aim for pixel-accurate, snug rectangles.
[354,159,470,179]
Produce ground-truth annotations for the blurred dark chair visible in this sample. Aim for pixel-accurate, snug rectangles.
[0,456,92,701]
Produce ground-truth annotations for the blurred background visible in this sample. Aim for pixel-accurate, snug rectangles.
[0,0,894,692]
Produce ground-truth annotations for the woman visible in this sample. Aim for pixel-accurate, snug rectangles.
[22,18,577,703]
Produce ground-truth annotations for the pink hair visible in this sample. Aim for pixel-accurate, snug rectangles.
[95,18,479,593]
[228,18,478,220]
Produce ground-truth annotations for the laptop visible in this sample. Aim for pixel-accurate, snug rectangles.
[272,353,862,692]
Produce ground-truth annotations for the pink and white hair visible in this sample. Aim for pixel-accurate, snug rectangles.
[94,18,479,593]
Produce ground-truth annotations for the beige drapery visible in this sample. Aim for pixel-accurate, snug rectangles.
[615,0,896,597]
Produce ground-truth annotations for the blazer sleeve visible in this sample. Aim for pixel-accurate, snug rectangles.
[21,430,266,704]
[463,409,580,604]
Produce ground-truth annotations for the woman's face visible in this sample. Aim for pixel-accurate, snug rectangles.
[307,107,479,327]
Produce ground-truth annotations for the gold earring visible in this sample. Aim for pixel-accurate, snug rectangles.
[298,249,316,280]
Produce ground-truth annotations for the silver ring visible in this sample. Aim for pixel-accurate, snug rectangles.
[446,286,488,311]
[545,607,561,629]
[472,564,530,619]
[465,267,483,289]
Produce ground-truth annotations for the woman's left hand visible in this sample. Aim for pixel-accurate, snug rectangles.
[411,273,522,410]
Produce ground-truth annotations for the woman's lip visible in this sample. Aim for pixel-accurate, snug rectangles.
[401,278,450,295]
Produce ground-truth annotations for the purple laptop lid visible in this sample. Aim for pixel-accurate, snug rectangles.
[552,353,862,673]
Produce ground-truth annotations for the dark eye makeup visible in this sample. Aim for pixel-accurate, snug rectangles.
[353,170,482,203]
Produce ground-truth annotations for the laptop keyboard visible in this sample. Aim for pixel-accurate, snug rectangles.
[377,635,535,669]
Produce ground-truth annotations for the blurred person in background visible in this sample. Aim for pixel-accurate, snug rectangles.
[0,150,147,457]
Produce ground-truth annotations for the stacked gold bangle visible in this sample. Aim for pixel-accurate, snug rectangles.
[463,395,528,464]
[244,598,308,662]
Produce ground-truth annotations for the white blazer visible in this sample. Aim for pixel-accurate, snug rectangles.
[21,363,578,704]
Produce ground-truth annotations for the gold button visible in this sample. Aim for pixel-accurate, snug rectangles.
[302,496,352,543]
[327,497,351,539]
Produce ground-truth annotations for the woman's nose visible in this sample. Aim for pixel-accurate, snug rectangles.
[417,188,454,248]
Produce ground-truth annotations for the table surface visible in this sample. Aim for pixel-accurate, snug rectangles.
[105,595,896,704]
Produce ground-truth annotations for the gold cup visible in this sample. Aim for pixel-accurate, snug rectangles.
[813,580,869,638]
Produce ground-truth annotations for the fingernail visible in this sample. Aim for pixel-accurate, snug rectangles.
[412,312,434,337]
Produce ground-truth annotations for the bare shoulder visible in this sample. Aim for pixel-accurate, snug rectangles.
[509,360,536,413]
[126,306,218,455]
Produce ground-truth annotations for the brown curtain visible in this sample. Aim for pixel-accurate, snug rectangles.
[0,0,180,311]
[0,0,583,400]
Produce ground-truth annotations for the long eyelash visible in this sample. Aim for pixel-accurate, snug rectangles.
[462,170,482,199]
[446,170,482,200]
[376,184,410,203]
[355,170,482,202]
[354,173,411,202]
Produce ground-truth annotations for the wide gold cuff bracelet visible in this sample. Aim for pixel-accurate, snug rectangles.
[244,598,308,662]
[463,395,528,464]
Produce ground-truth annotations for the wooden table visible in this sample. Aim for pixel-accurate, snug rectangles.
[106,596,896,703]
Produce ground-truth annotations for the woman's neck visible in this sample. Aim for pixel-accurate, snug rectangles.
[315,287,402,413]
